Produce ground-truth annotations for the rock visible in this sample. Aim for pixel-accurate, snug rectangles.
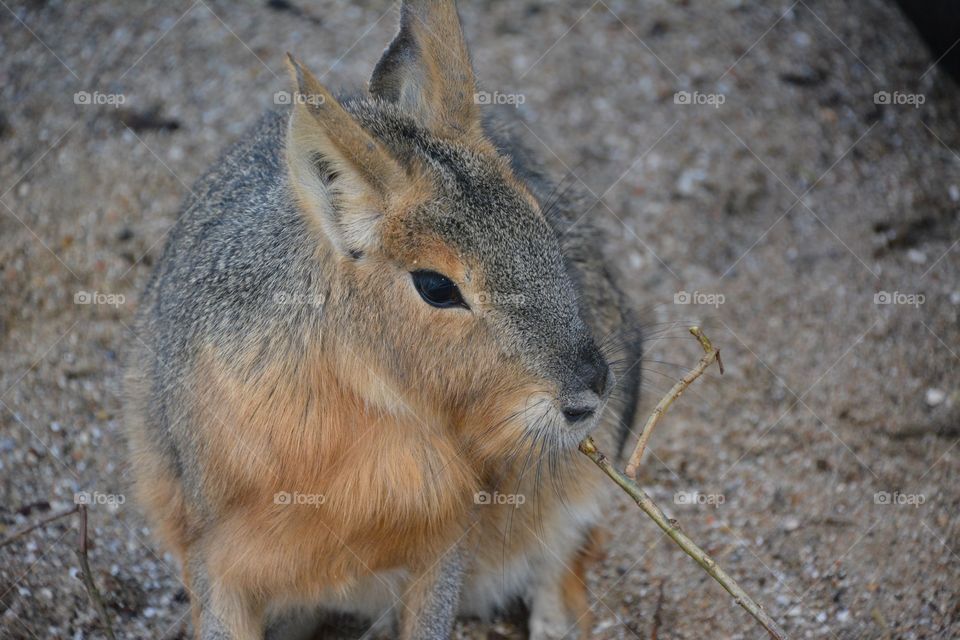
[925,388,946,407]
[676,168,707,197]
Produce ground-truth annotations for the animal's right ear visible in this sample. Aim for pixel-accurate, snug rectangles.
[285,54,406,257]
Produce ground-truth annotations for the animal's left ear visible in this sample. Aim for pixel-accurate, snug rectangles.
[369,0,481,140]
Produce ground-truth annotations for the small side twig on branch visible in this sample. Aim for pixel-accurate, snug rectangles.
[624,326,723,480]
[580,327,786,640]
[0,505,78,548]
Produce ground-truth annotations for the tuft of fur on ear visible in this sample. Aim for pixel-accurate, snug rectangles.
[369,0,480,140]
[285,54,406,257]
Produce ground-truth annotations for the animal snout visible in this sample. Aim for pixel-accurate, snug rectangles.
[560,357,612,424]
[576,357,611,397]
[561,393,600,423]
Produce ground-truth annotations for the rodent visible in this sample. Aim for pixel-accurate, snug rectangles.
[124,1,642,638]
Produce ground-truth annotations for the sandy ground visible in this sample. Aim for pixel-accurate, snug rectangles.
[1,0,959,638]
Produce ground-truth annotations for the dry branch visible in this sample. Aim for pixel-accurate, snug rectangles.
[0,505,78,548]
[624,326,722,480]
[580,327,787,640]
[77,504,118,640]
[0,503,117,640]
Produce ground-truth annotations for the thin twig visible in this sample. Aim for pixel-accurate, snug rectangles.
[580,327,784,638]
[76,504,118,640]
[579,436,786,640]
[1,503,118,640]
[624,326,722,479]
[0,505,78,548]
[650,578,666,640]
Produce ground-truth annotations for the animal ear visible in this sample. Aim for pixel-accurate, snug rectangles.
[285,54,406,257]
[369,0,480,139]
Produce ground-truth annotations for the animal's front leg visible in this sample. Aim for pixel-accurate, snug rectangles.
[188,550,265,640]
[398,538,467,639]
[527,526,606,640]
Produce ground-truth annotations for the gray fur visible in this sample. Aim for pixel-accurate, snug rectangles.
[126,1,642,636]
[400,542,466,639]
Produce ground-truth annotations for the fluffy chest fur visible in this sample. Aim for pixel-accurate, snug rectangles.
[187,345,482,598]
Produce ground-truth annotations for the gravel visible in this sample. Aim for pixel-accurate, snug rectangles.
[1,0,958,638]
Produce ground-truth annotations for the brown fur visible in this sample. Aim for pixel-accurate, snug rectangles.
[127,2,639,637]
[144,332,551,602]
[130,323,611,633]
[561,527,608,637]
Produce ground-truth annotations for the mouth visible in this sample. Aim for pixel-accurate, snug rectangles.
[522,402,604,452]
[558,409,602,448]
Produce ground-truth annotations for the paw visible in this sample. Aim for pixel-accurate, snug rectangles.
[528,608,578,640]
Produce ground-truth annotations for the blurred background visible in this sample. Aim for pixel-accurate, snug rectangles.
[1,1,958,638]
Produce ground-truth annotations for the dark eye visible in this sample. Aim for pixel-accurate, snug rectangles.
[411,270,468,309]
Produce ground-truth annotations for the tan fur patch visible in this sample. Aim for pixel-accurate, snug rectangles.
[186,344,486,600]
[561,526,608,637]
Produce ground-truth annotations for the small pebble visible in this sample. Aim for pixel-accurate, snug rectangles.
[593,619,617,632]
[792,31,811,47]
[925,388,946,407]
[676,168,707,196]
[907,249,927,264]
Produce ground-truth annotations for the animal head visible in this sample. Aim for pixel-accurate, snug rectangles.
[285,0,611,454]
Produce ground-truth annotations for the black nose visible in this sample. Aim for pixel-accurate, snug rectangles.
[574,358,610,397]
[562,396,599,423]
[561,349,610,424]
